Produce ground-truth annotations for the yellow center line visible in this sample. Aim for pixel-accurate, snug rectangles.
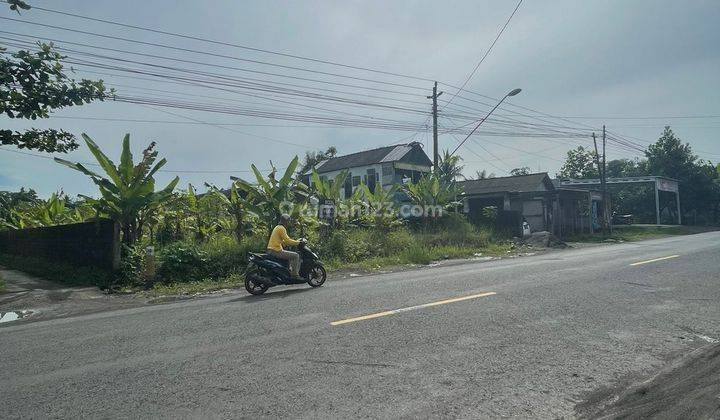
[630,254,680,266]
[330,292,497,326]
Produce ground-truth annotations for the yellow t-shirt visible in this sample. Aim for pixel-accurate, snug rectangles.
[267,225,299,252]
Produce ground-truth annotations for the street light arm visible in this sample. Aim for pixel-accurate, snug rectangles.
[449,89,520,157]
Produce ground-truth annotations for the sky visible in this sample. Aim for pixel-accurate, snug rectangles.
[1,0,719,197]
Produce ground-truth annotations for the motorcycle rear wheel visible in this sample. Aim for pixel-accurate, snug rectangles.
[245,276,269,295]
[307,265,327,287]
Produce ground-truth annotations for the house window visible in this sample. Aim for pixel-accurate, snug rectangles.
[344,175,353,199]
[382,163,393,176]
[367,168,377,193]
[352,176,361,186]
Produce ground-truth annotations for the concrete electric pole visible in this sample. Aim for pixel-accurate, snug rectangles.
[427,81,443,172]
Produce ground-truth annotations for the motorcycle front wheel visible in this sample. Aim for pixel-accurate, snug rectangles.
[307,265,327,287]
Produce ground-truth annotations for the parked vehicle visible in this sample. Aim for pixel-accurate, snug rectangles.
[244,239,326,295]
[612,212,634,225]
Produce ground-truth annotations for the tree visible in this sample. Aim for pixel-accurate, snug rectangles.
[1,43,111,152]
[509,167,531,176]
[644,127,720,223]
[403,173,463,223]
[474,169,495,180]
[55,134,179,245]
[310,168,348,204]
[358,183,401,230]
[310,168,348,230]
[437,150,464,184]
[208,183,257,243]
[233,156,309,232]
[7,0,31,14]
[605,158,647,178]
[557,146,599,179]
[297,146,337,176]
[645,127,696,179]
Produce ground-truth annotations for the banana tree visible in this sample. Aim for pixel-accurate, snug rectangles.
[208,182,258,243]
[310,168,348,228]
[55,133,179,246]
[357,182,401,230]
[403,173,463,230]
[232,156,309,233]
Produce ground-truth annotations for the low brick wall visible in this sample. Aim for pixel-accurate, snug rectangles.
[0,219,120,270]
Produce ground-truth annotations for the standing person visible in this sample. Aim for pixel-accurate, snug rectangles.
[266,214,302,278]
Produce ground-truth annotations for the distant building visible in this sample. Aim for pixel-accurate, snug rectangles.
[556,176,680,225]
[459,172,607,237]
[311,142,432,198]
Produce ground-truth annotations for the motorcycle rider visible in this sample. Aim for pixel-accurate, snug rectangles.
[266,214,302,278]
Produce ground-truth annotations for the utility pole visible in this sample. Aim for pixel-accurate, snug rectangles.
[602,125,611,233]
[592,132,605,234]
[427,81,443,172]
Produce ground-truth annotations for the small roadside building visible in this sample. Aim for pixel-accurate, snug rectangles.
[557,176,681,225]
[459,172,607,238]
[312,142,432,198]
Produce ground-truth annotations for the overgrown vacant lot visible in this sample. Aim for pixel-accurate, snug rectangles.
[0,214,510,296]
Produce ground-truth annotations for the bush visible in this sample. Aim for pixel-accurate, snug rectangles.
[117,244,148,287]
[401,244,432,265]
[153,233,267,284]
[200,233,265,279]
[156,243,209,283]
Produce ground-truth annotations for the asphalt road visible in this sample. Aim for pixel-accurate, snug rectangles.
[2,232,719,419]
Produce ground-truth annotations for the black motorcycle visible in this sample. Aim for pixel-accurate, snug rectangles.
[244,240,327,295]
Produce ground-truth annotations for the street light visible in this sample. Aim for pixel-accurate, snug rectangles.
[449,88,522,157]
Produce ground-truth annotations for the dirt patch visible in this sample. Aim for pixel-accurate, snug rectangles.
[0,266,148,326]
[577,343,720,419]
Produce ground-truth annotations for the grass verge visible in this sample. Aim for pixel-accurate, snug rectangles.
[325,242,511,271]
[566,225,717,243]
[144,273,245,297]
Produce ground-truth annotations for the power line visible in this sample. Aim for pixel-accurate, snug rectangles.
[22,2,437,84]
[441,0,523,110]
[0,31,432,102]
[0,146,273,174]
[0,17,430,92]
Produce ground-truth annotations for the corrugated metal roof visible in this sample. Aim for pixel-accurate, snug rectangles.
[380,145,412,163]
[459,173,553,195]
[316,142,428,173]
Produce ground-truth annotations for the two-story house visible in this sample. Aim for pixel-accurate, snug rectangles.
[312,142,432,198]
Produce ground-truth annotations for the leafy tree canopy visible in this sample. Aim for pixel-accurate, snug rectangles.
[297,146,337,175]
[474,169,495,180]
[557,146,599,179]
[510,167,531,176]
[437,149,464,184]
[1,43,112,152]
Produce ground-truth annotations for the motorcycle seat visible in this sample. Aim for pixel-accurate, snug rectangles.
[251,253,289,266]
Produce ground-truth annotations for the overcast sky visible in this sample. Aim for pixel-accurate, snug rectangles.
[1,0,719,197]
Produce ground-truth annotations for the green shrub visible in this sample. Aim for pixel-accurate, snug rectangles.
[156,243,209,283]
[117,244,147,287]
[401,244,432,265]
[153,233,266,284]
[199,233,265,279]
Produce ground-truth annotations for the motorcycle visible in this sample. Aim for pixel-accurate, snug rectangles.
[612,212,634,225]
[244,239,327,295]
